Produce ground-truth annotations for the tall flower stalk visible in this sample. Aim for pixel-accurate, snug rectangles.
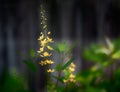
[37,5,54,73]
[37,5,77,91]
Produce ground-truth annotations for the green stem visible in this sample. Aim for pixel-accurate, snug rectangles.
[55,53,64,88]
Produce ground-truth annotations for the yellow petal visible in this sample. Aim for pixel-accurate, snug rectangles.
[47,46,53,50]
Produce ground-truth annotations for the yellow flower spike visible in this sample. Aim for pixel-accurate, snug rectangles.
[38,6,54,73]
[47,69,55,73]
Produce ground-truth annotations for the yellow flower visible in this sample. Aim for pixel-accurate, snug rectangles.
[40,47,44,52]
[69,78,76,83]
[68,67,75,72]
[70,63,76,68]
[69,74,75,79]
[48,31,51,35]
[37,47,44,53]
[47,37,53,42]
[63,75,76,83]
[45,60,54,64]
[38,33,44,40]
[43,52,51,57]
[41,39,47,47]
[39,61,46,66]
[63,79,68,83]
[67,63,76,72]
[47,69,55,73]
[47,46,53,50]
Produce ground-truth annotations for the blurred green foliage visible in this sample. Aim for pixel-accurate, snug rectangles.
[78,38,120,92]
[0,71,30,92]
[2,38,120,92]
[24,38,120,92]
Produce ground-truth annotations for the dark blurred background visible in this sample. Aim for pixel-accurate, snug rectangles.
[1,0,120,92]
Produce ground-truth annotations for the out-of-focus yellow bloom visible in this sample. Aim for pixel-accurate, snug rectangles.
[48,31,51,35]
[63,62,76,84]
[63,79,67,83]
[69,78,76,83]
[68,62,76,72]
[69,74,75,79]
[47,69,55,73]
[68,67,75,72]
[63,77,76,83]
[70,63,76,68]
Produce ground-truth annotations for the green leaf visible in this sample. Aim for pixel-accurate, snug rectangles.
[23,60,36,72]
[62,58,74,70]
[105,37,114,52]
[95,46,110,55]
[30,49,35,58]
[63,69,71,79]
[76,70,95,85]
[83,49,103,62]
[58,42,67,52]
[113,37,120,52]
[83,44,108,63]
[112,50,120,59]
[102,61,110,67]
[55,63,62,71]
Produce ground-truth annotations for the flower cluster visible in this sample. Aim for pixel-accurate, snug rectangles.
[37,6,54,73]
[63,63,76,83]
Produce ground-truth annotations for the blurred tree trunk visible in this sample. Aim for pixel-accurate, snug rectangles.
[80,0,97,69]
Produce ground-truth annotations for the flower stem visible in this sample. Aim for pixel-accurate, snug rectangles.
[55,53,64,88]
